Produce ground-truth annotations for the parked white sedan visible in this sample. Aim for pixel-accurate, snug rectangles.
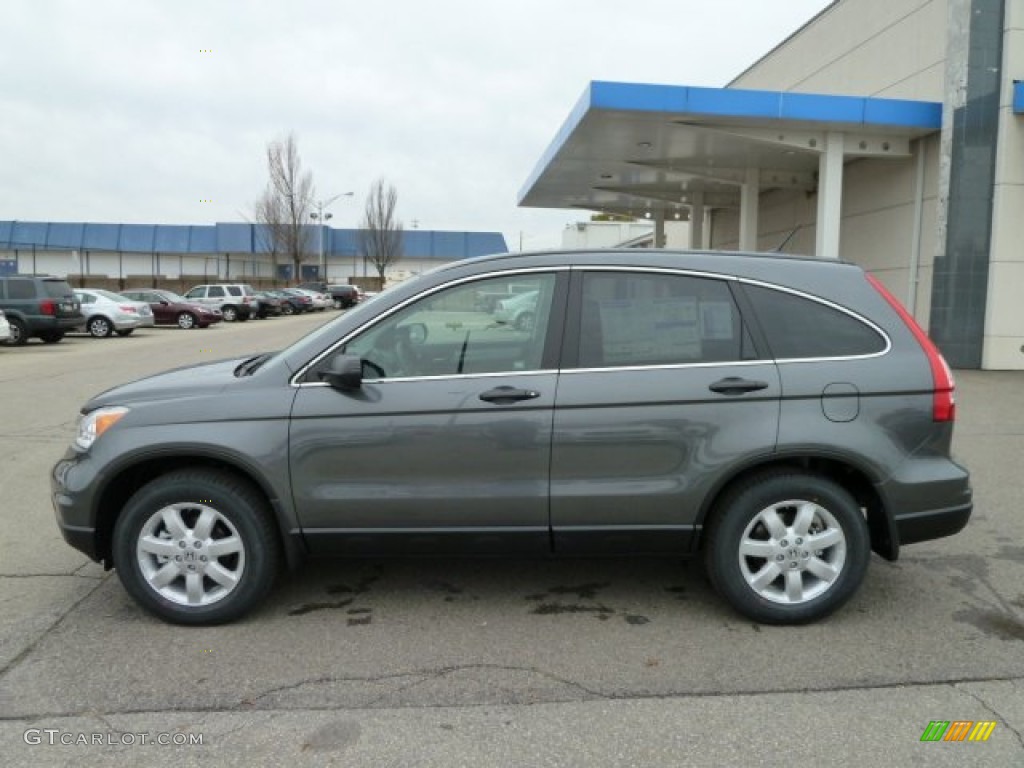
[73,289,156,338]
[0,309,10,343]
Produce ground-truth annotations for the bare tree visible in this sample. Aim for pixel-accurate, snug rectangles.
[252,185,286,276]
[258,133,313,283]
[359,178,403,283]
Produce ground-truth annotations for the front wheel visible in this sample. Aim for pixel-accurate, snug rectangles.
[221,306,238,322]
[112,470,280,625]
[177,312,197,329]
[87,316,113,338]
[704,471,869,625]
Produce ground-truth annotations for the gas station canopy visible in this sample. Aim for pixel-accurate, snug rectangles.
[518,81,941,257]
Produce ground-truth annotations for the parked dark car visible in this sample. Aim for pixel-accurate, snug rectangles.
[267,290,310,315]
[0,275,82,345]
[280,288,318,313]
[120,290,222,330]
[52,249,971,626]
[298,282,359,309]
[252,292,283,319]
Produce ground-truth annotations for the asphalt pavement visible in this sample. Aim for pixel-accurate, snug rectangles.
[0,313,1022,766]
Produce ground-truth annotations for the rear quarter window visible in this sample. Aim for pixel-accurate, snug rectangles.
[42,280,74,298]
[743,283,887,359]
[7,280,35,299]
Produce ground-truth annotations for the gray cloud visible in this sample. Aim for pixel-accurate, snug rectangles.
[1,0,834,249]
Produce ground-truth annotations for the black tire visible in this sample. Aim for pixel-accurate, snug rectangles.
[177,312,197,330]
[704,471,869,625]
[115,329,134,337]
[280,303,295,316]
[112,469,280,625]
[87,316,113,338]
[221,305,238,322]
[40,331,64,344]
[7,318,28,346]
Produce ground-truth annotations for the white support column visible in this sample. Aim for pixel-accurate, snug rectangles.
[688,191,704,250]
[739,167,759,251]
[654,210,666,248]
[815,131,845,259]
[702,208,712,249]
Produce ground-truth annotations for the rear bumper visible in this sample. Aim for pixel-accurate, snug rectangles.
[877,457,973,556]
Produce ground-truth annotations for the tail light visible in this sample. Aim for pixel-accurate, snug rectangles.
[119,305,138,313]
[866,273,955,422]
[40,299,56,316]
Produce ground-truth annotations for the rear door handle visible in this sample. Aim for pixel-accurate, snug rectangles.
[479,386,541,404]
[708,377,769,396]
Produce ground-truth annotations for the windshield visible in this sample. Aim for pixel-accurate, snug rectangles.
[157,290,186,302]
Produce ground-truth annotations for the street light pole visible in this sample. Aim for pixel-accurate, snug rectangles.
[309,192,353,283]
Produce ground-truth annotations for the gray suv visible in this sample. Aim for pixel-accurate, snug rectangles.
[51,250,971,625]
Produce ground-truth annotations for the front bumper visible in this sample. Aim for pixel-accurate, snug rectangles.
[51,448,101,561]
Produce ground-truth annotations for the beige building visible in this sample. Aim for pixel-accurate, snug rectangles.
[521,0,1022,370]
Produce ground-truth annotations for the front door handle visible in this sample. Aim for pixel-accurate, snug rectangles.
[479,386,541,404]
[708,377,769,396]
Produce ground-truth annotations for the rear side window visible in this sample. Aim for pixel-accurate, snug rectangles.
[7,280,35,299]
[209,287,225,298]
[577,271,757,367]
[42,280,74,298]
[743,284,886,359]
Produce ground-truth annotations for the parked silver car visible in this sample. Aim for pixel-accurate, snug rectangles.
[74,289,155,338]
[0,309,10,344]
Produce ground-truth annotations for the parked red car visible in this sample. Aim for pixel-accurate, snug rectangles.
[120,290,223,329]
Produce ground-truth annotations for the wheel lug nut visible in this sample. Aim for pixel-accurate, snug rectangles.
[200,555,207,562]
[776,554,784,562]
[780,540,788,547]
[796,538,803,545]
[194,542,202,549]
[178,541,186,548]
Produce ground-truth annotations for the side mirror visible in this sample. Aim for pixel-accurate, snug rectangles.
[321,354,364,391]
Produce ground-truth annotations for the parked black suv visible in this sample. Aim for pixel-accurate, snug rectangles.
[0,275,82,345]
[52,250,971,626]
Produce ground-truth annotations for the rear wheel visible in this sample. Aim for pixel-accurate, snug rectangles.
[280,303,295,316]
[87,316,113,338]
[40,331,64,344]
[177,312,197,329]
[7,318,28,346]
[704,471,869,624]
[112,469,280,625]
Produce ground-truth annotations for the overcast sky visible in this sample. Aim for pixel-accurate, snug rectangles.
[1,0,834,250]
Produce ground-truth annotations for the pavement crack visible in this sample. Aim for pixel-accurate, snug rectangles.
[955,683,1024,749]
[0,575,108,680]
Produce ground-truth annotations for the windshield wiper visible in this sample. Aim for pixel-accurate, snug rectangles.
[234,353,273,377]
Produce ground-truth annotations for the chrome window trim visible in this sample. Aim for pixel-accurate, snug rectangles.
[297,369,558,388]
[291,263,893,386]
[290,266,568,388]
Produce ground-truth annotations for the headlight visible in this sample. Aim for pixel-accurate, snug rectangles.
[76,406,129,450]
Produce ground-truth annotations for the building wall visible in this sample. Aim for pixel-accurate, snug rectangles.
[984,1,1024,368]
[731,0,947,100]
[711,0,948,337]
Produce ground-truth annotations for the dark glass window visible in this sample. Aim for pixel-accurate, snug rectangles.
[208,286,225,298]
[7,280,34,299]
[42,281,74,298]
[577,272,755,367]
[744,284,886,359]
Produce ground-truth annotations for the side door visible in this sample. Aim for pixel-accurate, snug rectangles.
[183,286,209,309]
[290,270,568,555]
[550,268,780,554]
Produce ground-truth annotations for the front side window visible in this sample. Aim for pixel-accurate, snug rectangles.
[327,273,558,380]
[576,271,755,368]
